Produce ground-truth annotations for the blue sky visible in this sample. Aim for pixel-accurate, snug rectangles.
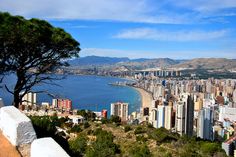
[1,0,236,59]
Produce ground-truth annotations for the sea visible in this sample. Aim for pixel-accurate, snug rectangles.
[0,75,141,116]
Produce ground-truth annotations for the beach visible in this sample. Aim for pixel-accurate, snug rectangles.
[133,87,153,121]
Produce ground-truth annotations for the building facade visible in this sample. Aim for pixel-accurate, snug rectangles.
[110,102,129,121]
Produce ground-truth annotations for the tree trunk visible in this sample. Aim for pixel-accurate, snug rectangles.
[13,90,20,108]
[13,70,24,108]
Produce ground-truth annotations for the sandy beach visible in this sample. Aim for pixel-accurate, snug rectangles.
[133,87,153,120]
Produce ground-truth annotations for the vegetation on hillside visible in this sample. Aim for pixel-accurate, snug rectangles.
[29,115,227,157]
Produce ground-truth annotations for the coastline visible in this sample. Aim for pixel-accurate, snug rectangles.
[132,87,153,120]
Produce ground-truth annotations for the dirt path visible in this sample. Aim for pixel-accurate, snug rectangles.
[0,131,21,157]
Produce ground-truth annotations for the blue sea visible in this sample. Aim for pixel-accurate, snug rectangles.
[0,75,141,116]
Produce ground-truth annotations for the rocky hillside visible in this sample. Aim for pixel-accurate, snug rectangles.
[173,58,236,70]
[68,56,236,71]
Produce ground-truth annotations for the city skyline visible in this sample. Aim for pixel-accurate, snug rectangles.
[0,0,236,59]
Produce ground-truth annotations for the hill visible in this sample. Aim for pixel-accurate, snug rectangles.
[68,56,130,66]
[68,56,180,69]
[173,58,236,70]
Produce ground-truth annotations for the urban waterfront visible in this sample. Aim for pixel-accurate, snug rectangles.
[0,75,141,115]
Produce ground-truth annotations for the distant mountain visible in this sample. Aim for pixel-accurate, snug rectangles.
[173,58,236,70]
[68,56,130,66]
[117,58,180,70]
[68,56,236,71]
[69,56,180,69]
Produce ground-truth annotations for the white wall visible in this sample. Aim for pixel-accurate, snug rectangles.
[0,106,37,146]
[31,138,70,157]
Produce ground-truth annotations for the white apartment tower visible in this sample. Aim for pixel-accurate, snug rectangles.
[22,92,37,107]
[164,106,172,130]
[176,102,185,135]
[111,102,129,121]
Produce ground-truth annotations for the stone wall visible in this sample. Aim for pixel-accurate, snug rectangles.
[0,106,37,146]
[31,138,70,157]
[0,105,70,157]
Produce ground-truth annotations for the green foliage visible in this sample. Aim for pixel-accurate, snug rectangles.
[134,126,146,134]
[83,121,90,129]
[136,135,148,143]
[200,142,222,156]
[110,115,121,124]
[101,117,109,124]
[149,127,178,143]
[29,116,71,155]
[147,123,153,128]
[77,110,96,121]
[69,134,88,156]
[124,125,132,132]
[86,128,120,157]
[0,12,80,107]
[30,116,57,136]
[128,143,151,157]
[70,125,82,133]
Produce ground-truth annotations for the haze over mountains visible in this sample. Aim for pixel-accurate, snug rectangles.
[69,56,236,71]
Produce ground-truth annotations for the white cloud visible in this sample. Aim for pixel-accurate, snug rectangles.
[113,28,229,41]
[80,48,236,59]
[0,0,186,24]
[167,0,236,14]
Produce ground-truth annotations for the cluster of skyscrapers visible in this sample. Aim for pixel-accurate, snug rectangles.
[134,76,236,156]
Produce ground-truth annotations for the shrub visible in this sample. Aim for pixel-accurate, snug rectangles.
[128,143,151,157]
[86,129,120,157]
[136,135,148,143]
[124,125,132,132]
[69,134,88,156]
[134,126,146,134]
[70,125,82,133]
[83,122,90,129]
[110,115,121,124]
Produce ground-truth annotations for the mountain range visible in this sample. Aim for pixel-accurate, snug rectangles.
[68,56,236,71]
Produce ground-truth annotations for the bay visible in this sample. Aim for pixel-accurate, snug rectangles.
[0,75,141,116]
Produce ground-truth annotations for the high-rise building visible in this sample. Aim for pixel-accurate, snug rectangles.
[197,108,214,140]
[58,99,72,111]
[233,89,236,103]
[164,106,172,130]
[110,102,128,121]
[219,106,236,122]
[21,92,37,107]
[185,95,194,136]
[150,108,158,128]
[101,110,108,119]
[52,98,72,111]
[157,105,165,128]
[176,102,185,135]
[0,98,4,108]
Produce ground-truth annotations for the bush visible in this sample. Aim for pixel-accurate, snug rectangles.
[83,122,90,129]
[136,135,147,143]
[77,110,96,121]
[69,134,88,156]
[128,143,151,157]
[101,118,109,124]
[134,126,146,134]
[86,128,120,157]
[124,125,132,132]
[200,142,222,156]
[110,115,121,124]
[149,127,178,143]
[70,125,82,133]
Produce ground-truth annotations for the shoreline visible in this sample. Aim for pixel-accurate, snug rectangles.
[132,87,153,120]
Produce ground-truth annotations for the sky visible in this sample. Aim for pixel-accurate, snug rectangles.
[1,0,236,59]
